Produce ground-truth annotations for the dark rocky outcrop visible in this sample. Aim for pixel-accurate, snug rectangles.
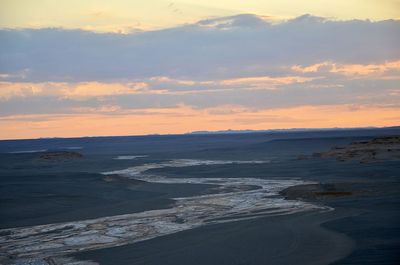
[312,136,400,163]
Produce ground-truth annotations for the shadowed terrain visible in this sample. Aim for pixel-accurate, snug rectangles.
[0,128,399,264]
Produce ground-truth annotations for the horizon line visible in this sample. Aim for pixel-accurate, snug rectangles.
[1,125,399,142]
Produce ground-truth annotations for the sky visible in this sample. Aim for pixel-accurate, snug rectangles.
[0,1,399,139]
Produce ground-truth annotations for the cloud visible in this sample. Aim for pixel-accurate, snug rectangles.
[196,14,270,29]
[0,82,45,100]
[220,75,316,87]
[1,63,399,118]
[0,73,319,101]
[60,82,148,99]
[149,76,197,86]
[0,14,399,82]
[1,104,399,140]
[0,81,149,100]
[291,60,400,77]
[0,14,399,138]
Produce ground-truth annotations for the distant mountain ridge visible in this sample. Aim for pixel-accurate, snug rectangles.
[188,126,400,135]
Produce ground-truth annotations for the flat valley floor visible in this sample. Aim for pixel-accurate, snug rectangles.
[0,129,399,264]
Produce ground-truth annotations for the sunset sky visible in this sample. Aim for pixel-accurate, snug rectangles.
[0,0,399,139]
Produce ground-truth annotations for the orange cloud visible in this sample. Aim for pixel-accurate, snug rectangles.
[291,62,331,73]
[0,82,46,100]
[61,82,148,99]
[0,74,319,101]
[0,81,149,100]
[291,60,400,78]
[220,75,315,87]
[331,61,400,76]
[149,76,198,86]
[1,104,399,140]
